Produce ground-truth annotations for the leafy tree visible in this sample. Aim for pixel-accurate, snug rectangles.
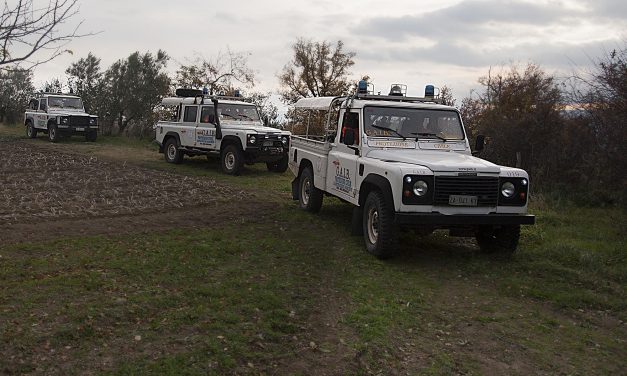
[461,63,564,185]
[1,0,90,69]
[568,45,626,190]
[66,52,101,112]
[439,85,456,107]
[98,50,170,136]
[244,92,281,128]
[0,68,33,123]
[278,38,355,103]
[175,49,255,95]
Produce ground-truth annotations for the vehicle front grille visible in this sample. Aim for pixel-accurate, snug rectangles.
[434,176,499,206]
[69,116,90,126]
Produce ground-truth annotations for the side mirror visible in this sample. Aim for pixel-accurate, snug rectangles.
[473,135,485,155]
[344,128,355,146]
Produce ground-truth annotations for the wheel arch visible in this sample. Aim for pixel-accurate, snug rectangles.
[161,132,181,153]
[219,135,243,152]
[291,158,314,200]
[359,174,395,209]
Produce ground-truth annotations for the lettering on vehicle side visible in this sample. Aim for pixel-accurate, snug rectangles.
[368,140,414,148]
[196,129,216,145]
[333,160,352,193]
[458,167,476,171]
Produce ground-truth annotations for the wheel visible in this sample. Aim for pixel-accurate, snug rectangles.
[85,131,97,142]
[475,225,520,255]
[48,123,59,143]
[221,144,243,175]
[298,167,323,212]
[164,137,183,164]
[363,190,397,259]
[266,155,288,173]
[26,121,37,138]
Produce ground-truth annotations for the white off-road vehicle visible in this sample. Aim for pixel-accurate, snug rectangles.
[154,89,291,175]
[289,81,535,258]
[24,92,99,142]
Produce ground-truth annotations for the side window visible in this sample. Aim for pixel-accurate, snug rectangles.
[40,99,47,111]
[340,112,360,145]
[183,106,198,122]
[30,99,39,110]
[200,106,215,124]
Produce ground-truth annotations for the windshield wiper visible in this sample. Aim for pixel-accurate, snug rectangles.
[221,113,237,119]
[236,114,254,121]
[371,124,406,140]
[411,132,448,141]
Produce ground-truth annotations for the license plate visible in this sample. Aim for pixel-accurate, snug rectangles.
[263,140,274,146]
[448,195,478,206]
[76,127,84,131]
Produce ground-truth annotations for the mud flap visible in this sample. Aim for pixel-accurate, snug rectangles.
[351,206,363,236]
[291,177,299,200]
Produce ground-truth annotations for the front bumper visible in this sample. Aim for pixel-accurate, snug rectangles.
[57,125,98,133]
[244,145,287,162]
[395,213,535,226]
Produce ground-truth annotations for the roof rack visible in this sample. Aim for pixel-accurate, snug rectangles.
[354,93,442,104]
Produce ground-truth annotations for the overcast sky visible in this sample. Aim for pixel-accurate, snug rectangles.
[28,0,627,103]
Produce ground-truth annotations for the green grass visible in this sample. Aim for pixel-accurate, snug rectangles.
[0,125,625,374]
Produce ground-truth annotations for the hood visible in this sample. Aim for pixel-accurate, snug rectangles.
[366,149,500,173]
[221,121,288,134]
[47,109,90,116]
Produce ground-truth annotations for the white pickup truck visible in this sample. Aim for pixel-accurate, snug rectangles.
[155,89,291,175]
[289,82,535,258]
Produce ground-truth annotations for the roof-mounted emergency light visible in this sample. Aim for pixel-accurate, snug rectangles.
[425,85,435,99]
[234,90,241,97]
[202,87,209,95]
[389,84,407,96]
[358,80,368,94]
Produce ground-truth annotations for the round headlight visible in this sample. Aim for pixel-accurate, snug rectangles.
[413,180,428,197]
[61,117,68,124]
[249,135,256,144]
[501,182,515,198]
[282,136,288,145]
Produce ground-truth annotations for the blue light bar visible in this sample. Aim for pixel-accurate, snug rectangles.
[425,85,435,98]
[358,80,368,94]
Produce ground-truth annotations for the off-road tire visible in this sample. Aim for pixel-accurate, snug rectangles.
[476,225,520,255]
[266,155,288,173]
[164,137,184,164]
[298,167,323,212]
[85,131,97,142]
[26,121,37,138]
[363,190,398,259]
[221,144,243,175]
[48,123,59,143]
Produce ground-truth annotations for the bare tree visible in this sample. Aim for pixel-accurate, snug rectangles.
[279,38,356,104]
[175,48,255,95]
[1,0,89,69]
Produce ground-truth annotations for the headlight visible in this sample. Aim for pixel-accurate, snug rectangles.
[249,135,256,144]
[61,117,68,124]
[89,118,97,125]
[413,180,428,197]
[501,182,515,198]
[282,136,288,145]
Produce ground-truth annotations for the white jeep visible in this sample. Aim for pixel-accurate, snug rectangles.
[154,89,291,175]
[289,82,535,258]
[24,92,99,142]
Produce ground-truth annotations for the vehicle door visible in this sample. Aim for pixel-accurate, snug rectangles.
[327,110,361,203]
[36,99,48,129]
[180,105,199,146]
[195,105,218,150]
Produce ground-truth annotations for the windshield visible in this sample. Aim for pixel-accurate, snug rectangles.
[48,96,84,109]
[217,104,260,122]
[364,106,465,140]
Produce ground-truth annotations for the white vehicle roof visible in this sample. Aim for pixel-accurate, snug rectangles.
[161,97,254,106]
[294,96,343,110]
[293,96,455,111]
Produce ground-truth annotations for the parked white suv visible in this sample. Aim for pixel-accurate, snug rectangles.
[154,89,291,175]
[24,92,98,142]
